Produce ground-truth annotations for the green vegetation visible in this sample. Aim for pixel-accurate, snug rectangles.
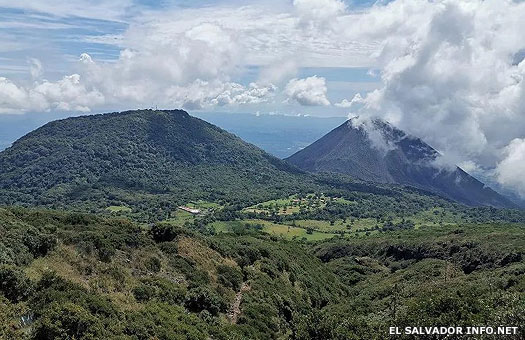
[1,110,525,339]
[239,189,525,239]
[5,110,523,226]
[0,207,523,339]
[106,205,132,213]
[0,110,315,221]
[210,219,338,241]
[311,224,525,338]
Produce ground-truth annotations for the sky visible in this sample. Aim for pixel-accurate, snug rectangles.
[0,0,525,198]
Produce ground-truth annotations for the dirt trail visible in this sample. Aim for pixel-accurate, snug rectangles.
[228,282,251,324]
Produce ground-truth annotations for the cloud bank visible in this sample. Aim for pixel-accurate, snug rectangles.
[0,74,104,114]
[342,0,525,197]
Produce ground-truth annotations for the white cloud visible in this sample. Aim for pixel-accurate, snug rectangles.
[80,46,276,110]
[335,93,364,108]
[31,74,105,112]
[0,74,104,114]
[349,119,397,154]
[293,0,346,26]
[0,78,30,114]
[0,12,281,113]
[335,99,353,108]
[0,0,133,21]
[99,4,378,68]
[344,0,525,195]
[458,160,481,174]
[496,138,525,197]
[166,80,276,110]
[285,76,331,106]
[0,1,380,114]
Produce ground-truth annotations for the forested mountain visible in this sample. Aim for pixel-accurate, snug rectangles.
[0,110,311,213]
[287,119,517,209]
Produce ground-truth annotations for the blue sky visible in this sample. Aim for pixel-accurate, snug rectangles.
[0,1,374,78]
[0,0,384,117]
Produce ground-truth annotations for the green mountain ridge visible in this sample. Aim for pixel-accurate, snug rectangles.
[1,109,522,223]
[0,110,311,214]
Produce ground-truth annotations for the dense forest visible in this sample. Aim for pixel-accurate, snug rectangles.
[0,110,313,216]
[0,207,523,339]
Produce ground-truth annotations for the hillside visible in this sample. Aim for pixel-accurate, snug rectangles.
[0,110,310,215]
[286,119,517,209]
[1,207,524,339]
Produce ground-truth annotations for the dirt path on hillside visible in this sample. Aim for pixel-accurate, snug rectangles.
[228,282,251,324]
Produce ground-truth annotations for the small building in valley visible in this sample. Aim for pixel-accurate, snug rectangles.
[178,206,201,215]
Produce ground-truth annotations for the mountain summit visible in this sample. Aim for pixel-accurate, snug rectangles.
[286,119,516,209]
[0,110,306,211]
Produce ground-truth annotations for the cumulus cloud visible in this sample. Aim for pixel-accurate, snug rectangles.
[0,78,30,114]
[343,0,525,196]
[285,76,330,106]
[0,74,104,113]
[335,93,364,108]
[334,99,352,108]
[0,1,378,113]
[32,74,105,112]
[77,48,276,109]
[0,19,276,113]
[78,19,240,101]
[166,80,276,110]
[496,139,525,197]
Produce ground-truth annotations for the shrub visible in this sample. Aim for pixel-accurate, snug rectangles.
[217,265,243,290]
[133,285,156,302]
[123,303,210,340]
[23,227,56,257]
[0,265,33,303]
[184,286,225,316]
[145,256,161,273]
[33,302,105,340]
[134,277,186,305]
[150,224,185,243]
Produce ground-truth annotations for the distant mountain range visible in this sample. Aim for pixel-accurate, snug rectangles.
[287,119,517,209]
[0,110,518,211]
